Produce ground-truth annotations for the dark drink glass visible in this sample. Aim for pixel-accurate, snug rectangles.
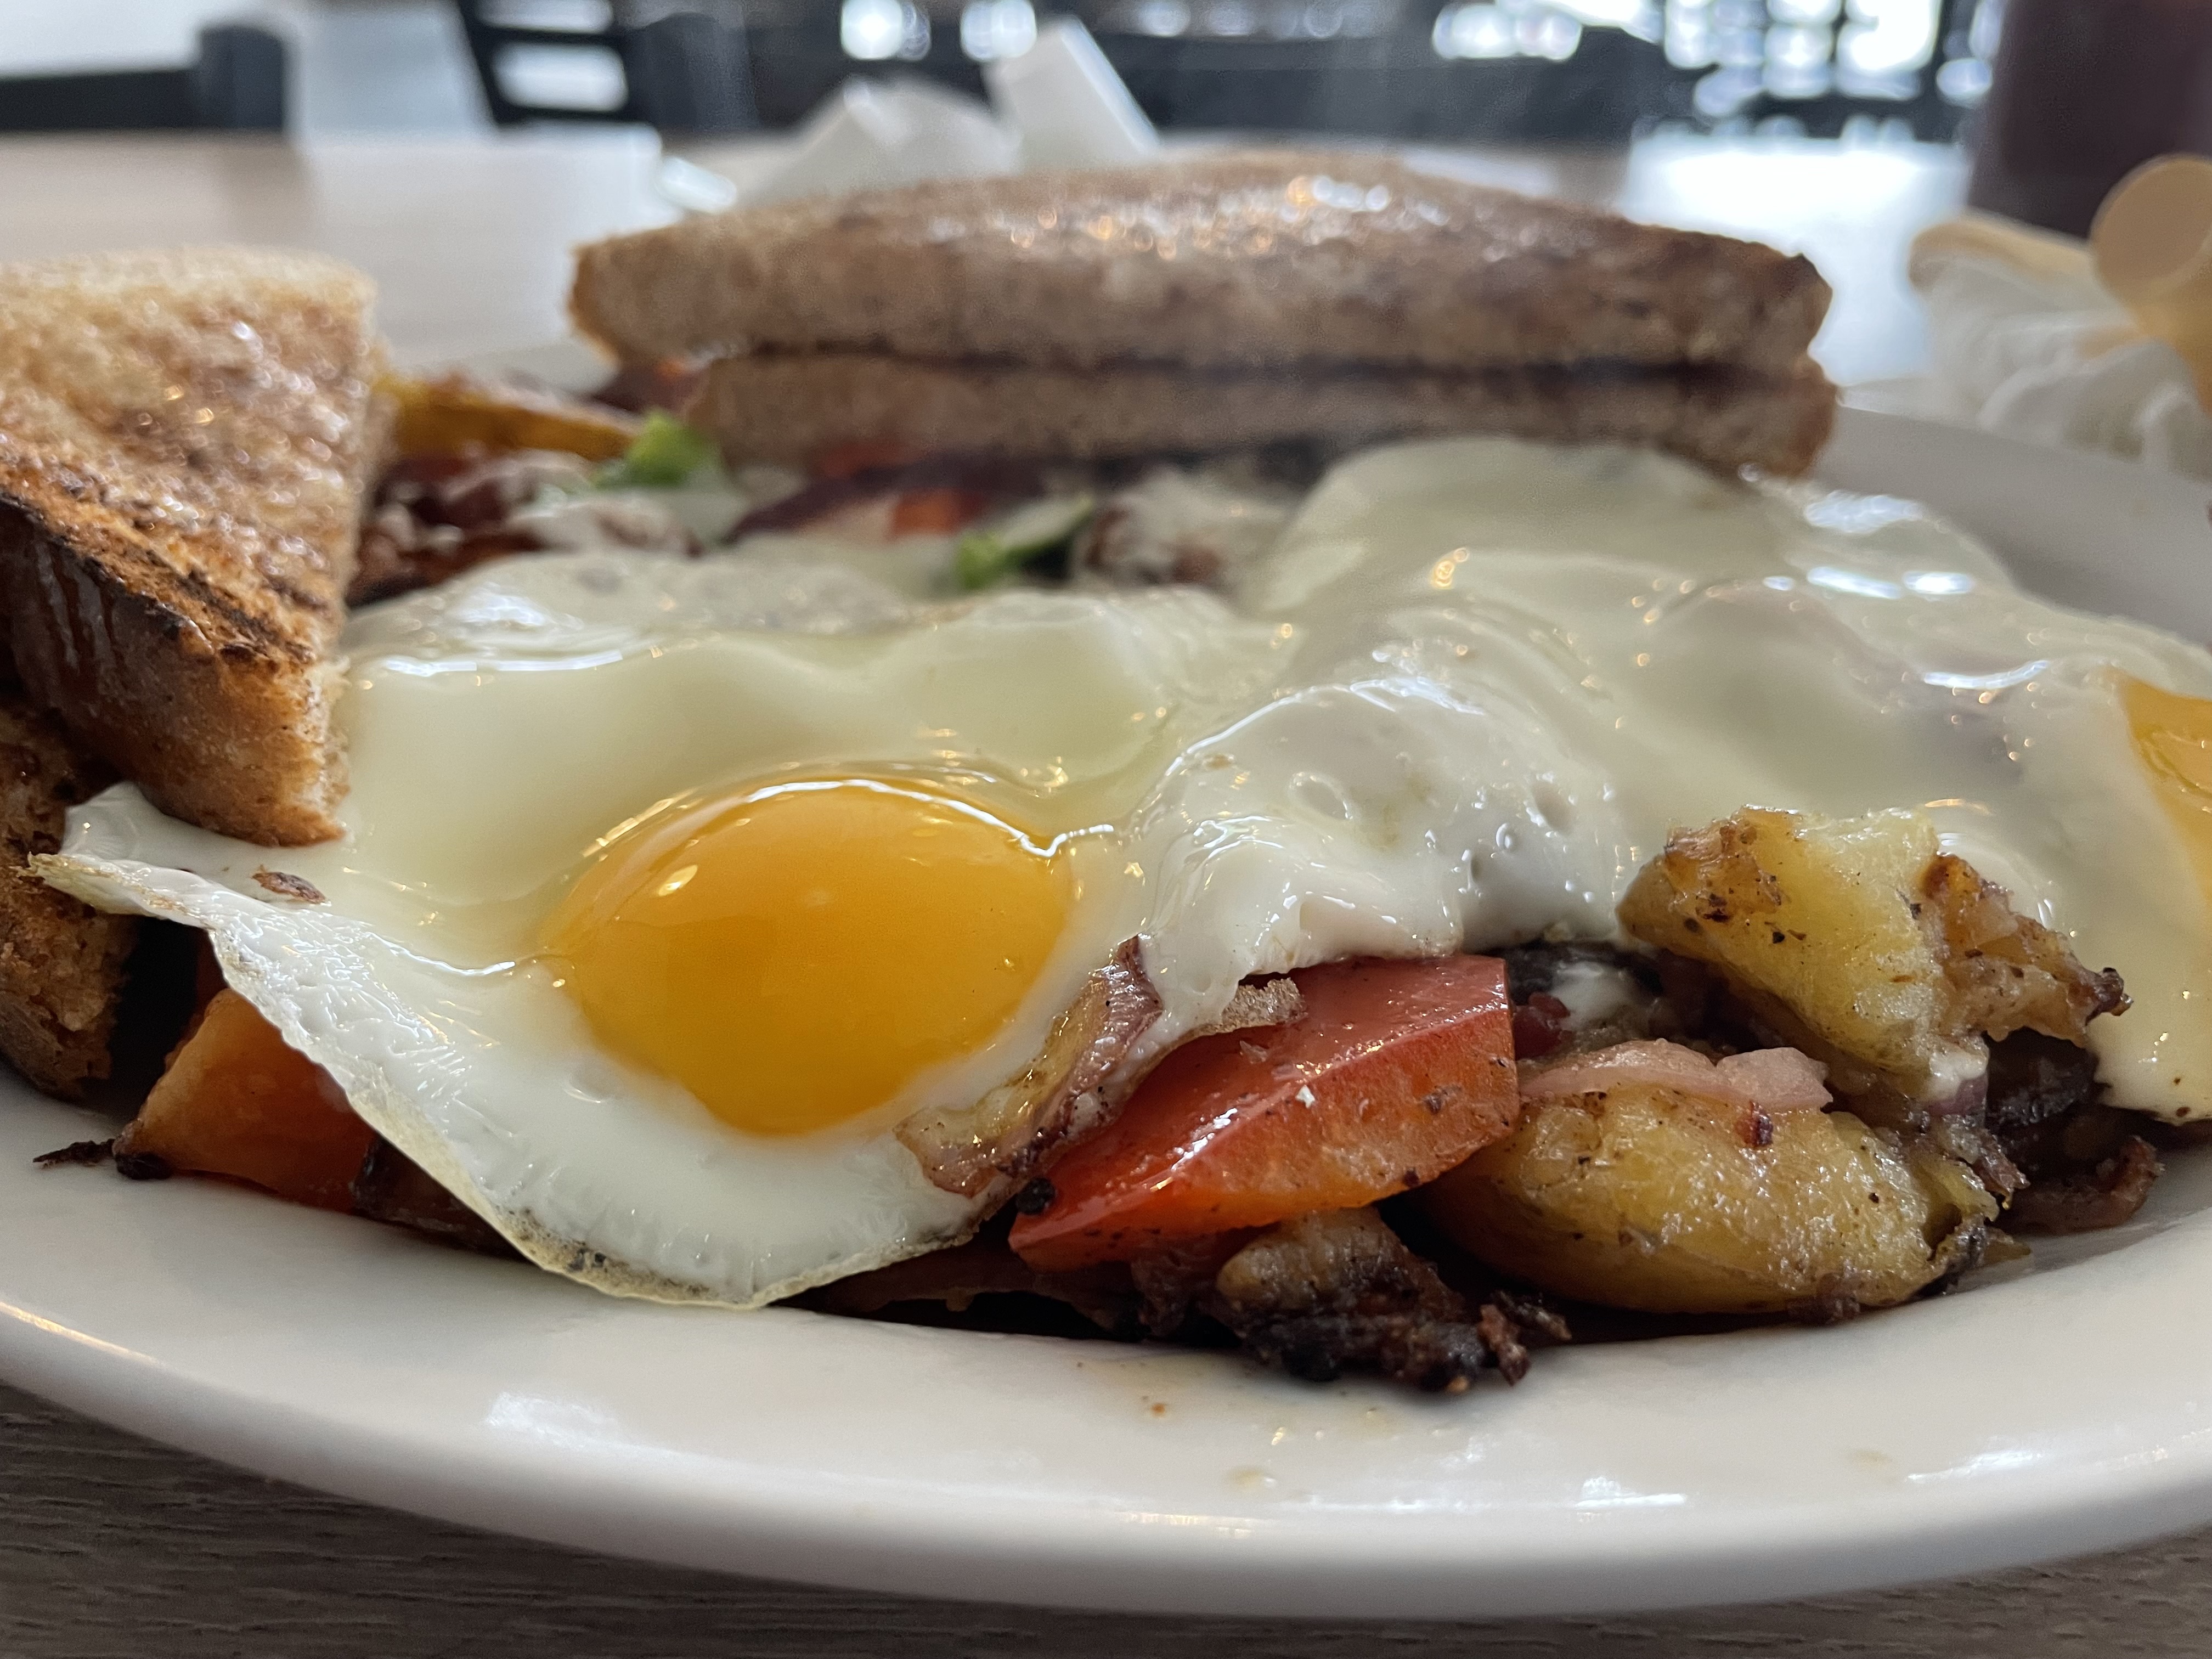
[1969,0,2212,238]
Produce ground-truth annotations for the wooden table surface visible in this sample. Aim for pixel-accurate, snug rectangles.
[7,130,2210,1659]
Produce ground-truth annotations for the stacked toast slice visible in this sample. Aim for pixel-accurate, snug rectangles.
[573,150,1836,476]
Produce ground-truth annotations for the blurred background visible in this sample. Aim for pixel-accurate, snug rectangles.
[0,0,1990,146]
[12,0,2207,390]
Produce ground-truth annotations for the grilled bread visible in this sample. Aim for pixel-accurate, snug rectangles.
[0,247,383,848]
[688,351,1837,478]
[0,686,137,1097]
[572,149,1830,376]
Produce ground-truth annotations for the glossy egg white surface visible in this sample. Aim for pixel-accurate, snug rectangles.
[41,435,2212,1314]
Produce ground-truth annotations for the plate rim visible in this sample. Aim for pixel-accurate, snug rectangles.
[9,1160,2212,1620]
[3,392,2210,1620]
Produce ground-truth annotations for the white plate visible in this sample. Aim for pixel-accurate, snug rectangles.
[2,404,2210,1621]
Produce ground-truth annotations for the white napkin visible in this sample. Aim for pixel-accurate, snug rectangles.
[743,77,1020,207]
[985,19,1159,171]
[731,20,1159,208]
[1909,215,2212,479]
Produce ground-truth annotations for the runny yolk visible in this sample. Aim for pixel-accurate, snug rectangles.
[2123,675,2212,899]
[540,777,1070,1137]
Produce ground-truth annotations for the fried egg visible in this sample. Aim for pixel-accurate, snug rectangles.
[42,437,2212,1308]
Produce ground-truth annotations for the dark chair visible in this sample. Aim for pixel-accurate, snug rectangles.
[1093,0,1991,146]
[451,1,757,134]
[0,24,286,133]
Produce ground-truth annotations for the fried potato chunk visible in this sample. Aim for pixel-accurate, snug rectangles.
[1618,808,2123,1113]
[1425,1079,1996,1316]
[383,371,638,462]
[1618,808,1962,1104]
[1920,851,2128,1046]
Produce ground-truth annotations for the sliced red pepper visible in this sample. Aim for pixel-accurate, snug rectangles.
[890,487,992,537]
[1009,955,1519,1272]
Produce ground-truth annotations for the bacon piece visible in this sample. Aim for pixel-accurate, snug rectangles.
[1510,991,1571,1059]
[1205,1207,1570,1392]
[896,939,1161,1200]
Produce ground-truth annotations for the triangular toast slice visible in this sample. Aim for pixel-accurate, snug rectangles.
[0,687,137,1097]
[0,247,383,846]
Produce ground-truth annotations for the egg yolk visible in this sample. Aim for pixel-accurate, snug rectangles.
[541,777,1070,1137]
[2124,675,2212,898]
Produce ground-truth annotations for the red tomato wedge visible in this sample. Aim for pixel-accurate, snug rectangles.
[890,487,992,536]
[1009,955,1518,1272]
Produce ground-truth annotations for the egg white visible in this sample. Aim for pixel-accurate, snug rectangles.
[42,437,2212,1310]
[1245,439,2212,1116]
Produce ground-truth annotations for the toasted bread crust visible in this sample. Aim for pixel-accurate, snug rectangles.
[686,352,1837,478]
[574,151,1830,376]
[0,685,135,1097]
[0,514,348,844]
[0,247,381,845]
